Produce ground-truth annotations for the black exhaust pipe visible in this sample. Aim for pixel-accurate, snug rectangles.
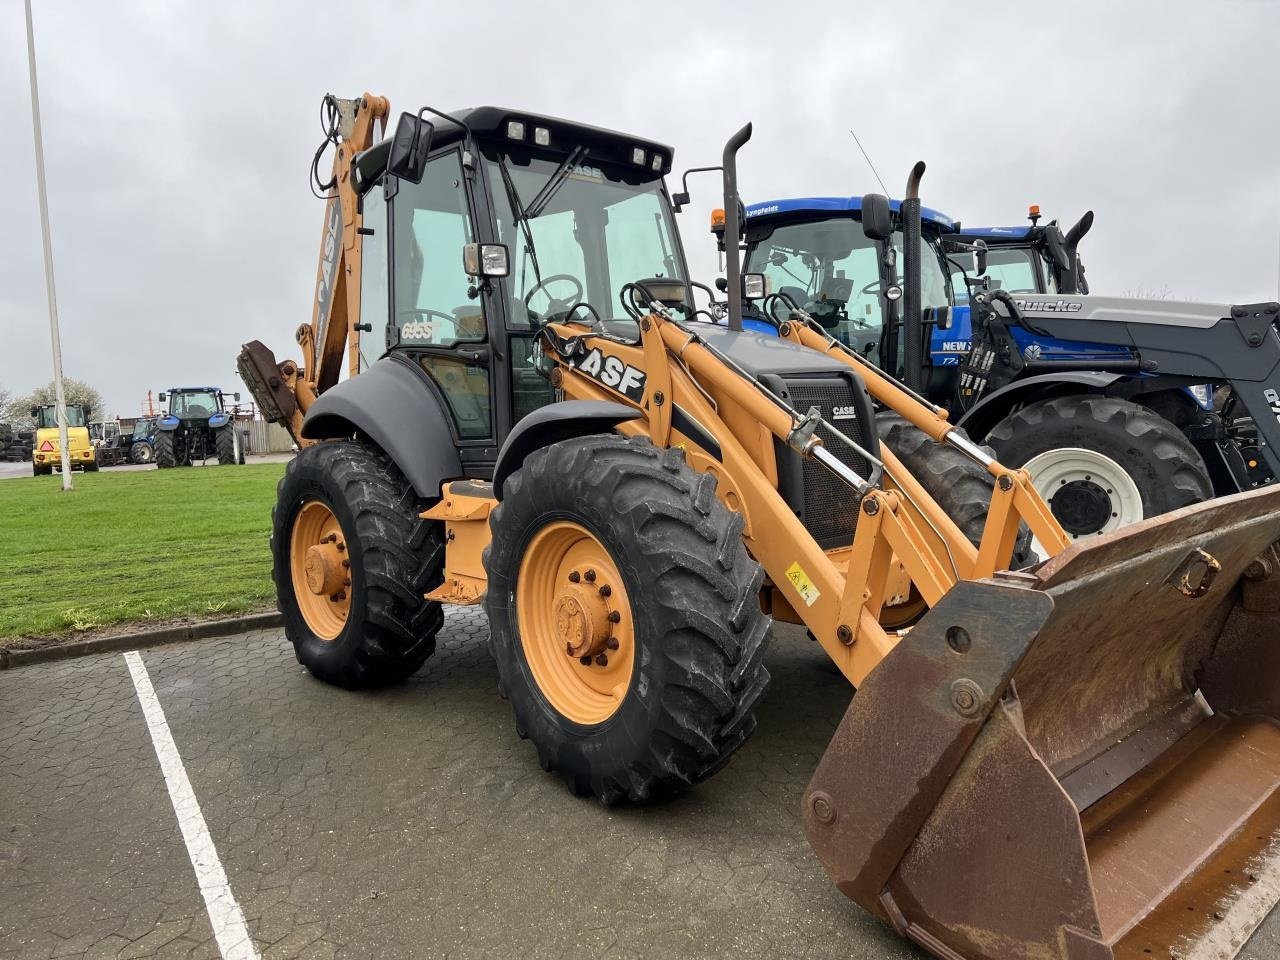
[901,161,926,390]
[1061,210,1094,294]
[721,123,752,332]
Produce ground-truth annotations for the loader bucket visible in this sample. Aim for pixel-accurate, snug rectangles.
[804,485,1280,960]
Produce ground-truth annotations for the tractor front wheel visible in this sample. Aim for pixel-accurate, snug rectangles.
[131,442,154,464]
[272,439,445,688]
[215,426,237,465]
[154,432,176,468]
[985,396,1212,543]
[485,434,772,803]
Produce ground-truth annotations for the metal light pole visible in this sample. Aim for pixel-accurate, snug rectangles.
[25,0,72,489]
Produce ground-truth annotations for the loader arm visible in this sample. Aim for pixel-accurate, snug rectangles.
[237,93,389,443]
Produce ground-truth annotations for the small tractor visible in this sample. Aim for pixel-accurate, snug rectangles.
[127,416,158,463]
[154,387,243,467]
[238,93,1280,960]
[31,403,96,475]
[741,188,1279,545]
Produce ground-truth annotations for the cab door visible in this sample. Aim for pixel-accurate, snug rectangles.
[386,149,496,466]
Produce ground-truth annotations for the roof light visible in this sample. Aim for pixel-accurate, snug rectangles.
[650,154,663,172]
[1028,204,1040,218]
[534,126,550,147]
[710,208,726,233]
[506,120,526,141]
[632,147,646,166]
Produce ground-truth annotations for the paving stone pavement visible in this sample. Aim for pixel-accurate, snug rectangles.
[3,609,1279,959]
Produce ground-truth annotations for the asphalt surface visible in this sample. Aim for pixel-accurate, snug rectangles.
[3,610,1279,960]
[0,453,293,481]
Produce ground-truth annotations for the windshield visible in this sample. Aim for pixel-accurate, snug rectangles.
[484,151,687,327]
[948,246,1054,300]
[132,419,154,440]
[37,406,87,428]
[170,391,219,418]
[745,217,950,346]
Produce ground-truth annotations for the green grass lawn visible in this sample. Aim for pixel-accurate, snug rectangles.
[0,464,286,643]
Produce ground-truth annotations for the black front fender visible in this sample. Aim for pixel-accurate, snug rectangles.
[956,370,1124,440]
[492,400,643,499]
[302,355,461,499]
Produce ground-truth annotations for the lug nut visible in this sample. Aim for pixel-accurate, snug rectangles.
[607,611,621,623]
[579,656,592,666]
[336,541,346,552]
[584,569,596,582]
[594,653,608,666]
[568,571,581,583]
[606,637,619,651]
[598,584,612,597]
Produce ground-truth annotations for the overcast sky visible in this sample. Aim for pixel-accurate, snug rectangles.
[2,1,1277,418]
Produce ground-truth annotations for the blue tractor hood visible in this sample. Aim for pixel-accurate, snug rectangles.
[745,196,959,232]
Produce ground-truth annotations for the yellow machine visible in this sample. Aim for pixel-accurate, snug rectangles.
[31,403,96,476]
[239,94,1280,960]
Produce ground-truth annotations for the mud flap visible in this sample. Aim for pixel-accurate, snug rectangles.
[804,486,1280,960]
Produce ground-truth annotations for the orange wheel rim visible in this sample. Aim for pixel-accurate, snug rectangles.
[516,521,634,726]
[290,500,351,641]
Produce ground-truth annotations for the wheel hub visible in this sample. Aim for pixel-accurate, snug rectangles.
[1050,478,1114,536]
[303,540,346,596]
[555,571,618,662]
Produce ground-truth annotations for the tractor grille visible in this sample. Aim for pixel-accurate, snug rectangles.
[775,375,875,549]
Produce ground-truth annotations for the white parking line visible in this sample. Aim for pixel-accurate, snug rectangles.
[124,650,260,960]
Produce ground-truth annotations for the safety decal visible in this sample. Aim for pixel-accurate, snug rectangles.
[785,561,821,607]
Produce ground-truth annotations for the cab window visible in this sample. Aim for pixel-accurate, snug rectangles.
[358,183,390,371]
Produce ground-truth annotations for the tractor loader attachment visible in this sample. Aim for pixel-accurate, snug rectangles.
[803,485,1280,960]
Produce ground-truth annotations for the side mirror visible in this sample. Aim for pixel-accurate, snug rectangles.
[234,392,241,402]
[973,238,988,277]
[158,392,167,402]
[387,112,434,185]
[30,406,38,418]
[861,193,893,241]
[742,273,770,301]
[715,277,729,293]
[463,243,510,278]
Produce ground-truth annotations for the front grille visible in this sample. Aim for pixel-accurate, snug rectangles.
[770,374,876,549]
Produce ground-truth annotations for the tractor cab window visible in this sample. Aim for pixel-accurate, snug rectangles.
[170,391,219,417]
[484,152,687,328]
[358,182,390,371]
[36,406,86,429]
[890,230,952,311]
[392,151,485,348]
[949,246,1048,299]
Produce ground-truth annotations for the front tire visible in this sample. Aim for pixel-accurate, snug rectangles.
[215,425,237,465]
[985,396,1212,538]
[154,432,176,468]
[131,442,154,464]
[272,439,445,688]
[485,435,772,803]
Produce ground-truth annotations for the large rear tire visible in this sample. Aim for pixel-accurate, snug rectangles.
[131,442,154,464]
[154,432,176,469]
[485,434,772,804]
[272,439,445,689]
[985,396,1212,539]
[215,425,237,465]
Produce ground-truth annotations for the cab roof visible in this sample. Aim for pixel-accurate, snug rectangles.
[745,196,958,231]
[958,225,1034,241]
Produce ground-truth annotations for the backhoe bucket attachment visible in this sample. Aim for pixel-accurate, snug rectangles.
[805,486,1280,960]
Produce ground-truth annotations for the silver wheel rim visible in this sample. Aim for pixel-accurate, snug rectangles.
[1022,447,1144,558]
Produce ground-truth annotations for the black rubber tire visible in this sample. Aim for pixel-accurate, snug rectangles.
[131,442,153,464]
[32,463,51,476]
[84,460,99,473]
[877,412,1034,566]
[485,434,772,804]
[984,396,1212,523]
[215,426,237,465]
[154,432,176,469]
[272,439,445,689]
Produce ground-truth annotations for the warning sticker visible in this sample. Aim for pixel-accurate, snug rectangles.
[39,440,54,451]
[785,561,821,607]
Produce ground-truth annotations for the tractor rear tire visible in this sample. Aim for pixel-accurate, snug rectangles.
[32,463,51,477]
[485,434,772,804]
[985,396,1212,537]
[272,439,445,689]
[877,413,1034,566]
[155,432,176,468]
[215,426,237,465]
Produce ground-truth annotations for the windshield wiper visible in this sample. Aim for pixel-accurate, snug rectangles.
[525,145,586,220]
[497,154,542,286]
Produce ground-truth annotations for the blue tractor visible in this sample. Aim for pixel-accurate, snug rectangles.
[738,186,1278,541]
[154,387,244,468]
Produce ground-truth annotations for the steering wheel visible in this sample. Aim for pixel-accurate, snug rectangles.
[397,308,457,341]
[523,274,585,323]
[859,280,882,296]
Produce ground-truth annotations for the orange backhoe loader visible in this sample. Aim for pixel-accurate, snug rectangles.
[238,93,1280,960]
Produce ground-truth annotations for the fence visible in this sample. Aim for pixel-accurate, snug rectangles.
[244,419,295,454]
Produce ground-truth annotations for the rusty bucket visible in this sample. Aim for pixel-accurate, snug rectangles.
[804,486,1280,960]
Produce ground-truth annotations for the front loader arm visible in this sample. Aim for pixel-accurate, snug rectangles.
[238,93,389,443]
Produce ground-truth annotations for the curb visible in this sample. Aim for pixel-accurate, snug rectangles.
[0,611,285,670]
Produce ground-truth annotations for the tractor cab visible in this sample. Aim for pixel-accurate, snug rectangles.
[339,106,691,467]
[947,206,1093,299]
[741,197,958,371]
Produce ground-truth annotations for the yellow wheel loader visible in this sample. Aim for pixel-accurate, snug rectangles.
[31,403,96,475]
[238,93,1280,960]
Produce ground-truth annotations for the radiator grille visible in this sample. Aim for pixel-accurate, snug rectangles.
[778,376,873,549]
